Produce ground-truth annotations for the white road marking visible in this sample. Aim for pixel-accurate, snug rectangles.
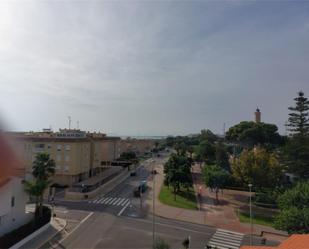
[58,212,94,244]
[208,229,244,249]
[117,201,130,216]
[118,198,127,206]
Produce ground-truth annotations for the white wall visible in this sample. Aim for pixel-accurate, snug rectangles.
[0,177,32,237]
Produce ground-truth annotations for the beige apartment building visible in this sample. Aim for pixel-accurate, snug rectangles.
[9,129,121,187]
[8,130,157,187]
[118,138,156,156]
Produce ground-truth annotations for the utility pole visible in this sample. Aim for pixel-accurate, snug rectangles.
[152,160,156,247]
[248,183,253,246]
[68,116,71,130]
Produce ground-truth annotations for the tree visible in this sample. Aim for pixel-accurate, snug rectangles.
[274,181,309,234]
[215,143,230,172]
[194,141,216,164]
[24,179,49,216]
[25,153,55,218]
[231,147,283,189]
[226,121,282,147]
[32,153,55,181]
[287,91,309,136]
[164,154,192,200]
[199,129,218,143]
[284,91,309,179]
[202,165,229,203]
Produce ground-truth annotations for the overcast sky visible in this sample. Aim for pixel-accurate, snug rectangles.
[0,1,308,136]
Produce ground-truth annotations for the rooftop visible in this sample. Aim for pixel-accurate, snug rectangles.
[241,235,309,249]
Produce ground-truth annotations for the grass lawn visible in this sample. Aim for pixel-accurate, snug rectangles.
[237,211,275,228]
[159,185,198,210]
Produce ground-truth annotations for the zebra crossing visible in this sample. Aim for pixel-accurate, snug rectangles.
[88,196,130,207]
[207,228,244,249]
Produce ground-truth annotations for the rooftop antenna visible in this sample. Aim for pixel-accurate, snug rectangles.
[68,116,71,130]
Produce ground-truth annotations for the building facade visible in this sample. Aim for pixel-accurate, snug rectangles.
[8,130,157,187]
[8,130,123,187]
[0,134,32,237]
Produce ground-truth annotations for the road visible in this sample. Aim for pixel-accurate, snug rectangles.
[43,155,276,249]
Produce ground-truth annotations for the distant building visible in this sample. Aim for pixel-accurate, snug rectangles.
[255,107,261,123]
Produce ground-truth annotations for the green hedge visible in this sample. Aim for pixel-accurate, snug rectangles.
[0,206,51,249]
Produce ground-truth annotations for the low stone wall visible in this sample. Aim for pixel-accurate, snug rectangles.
[8,222,50,249]
[65,170,129,200]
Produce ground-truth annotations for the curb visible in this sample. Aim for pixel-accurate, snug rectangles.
[36,218,67,249]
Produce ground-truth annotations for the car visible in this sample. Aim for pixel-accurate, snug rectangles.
[130,171,137,176]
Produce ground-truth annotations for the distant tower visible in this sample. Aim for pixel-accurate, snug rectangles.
[255,107,261,123]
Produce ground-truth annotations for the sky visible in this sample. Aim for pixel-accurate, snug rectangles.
[0,1,309,136]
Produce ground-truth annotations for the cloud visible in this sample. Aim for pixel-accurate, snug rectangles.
[0,1,308,135]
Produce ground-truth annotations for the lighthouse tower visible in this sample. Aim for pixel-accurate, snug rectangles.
[255,107,261,123]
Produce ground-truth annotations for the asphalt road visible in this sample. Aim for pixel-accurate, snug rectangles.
[46,156,277,249]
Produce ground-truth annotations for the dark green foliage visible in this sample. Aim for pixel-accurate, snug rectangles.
[215,143,230,172]
[284,91,309,179]
[194,141,216,164]
[199,129,218,143]
[283,136,309,179]
[25,153,55,219]
[274,181,309,233]
[164,154,192,200]
[287,91,309,136]
[202,165,229,203]
[32,153,55,181]
[226,121,282,147]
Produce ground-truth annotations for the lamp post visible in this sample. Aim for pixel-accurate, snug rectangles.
[248,183,253,246]
[152,159,156,247]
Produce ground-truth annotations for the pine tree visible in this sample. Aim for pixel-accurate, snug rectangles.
[285,91,309,179]
[287,91,309,137]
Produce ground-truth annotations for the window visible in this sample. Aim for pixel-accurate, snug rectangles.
[11,197,15,207]
[56,154,61,161]
[35,144,45,149]
[57,145,62,151]
[65,145,71,151]
[64,165,69,172]
[65,155,70,162]
[47,144,52,149]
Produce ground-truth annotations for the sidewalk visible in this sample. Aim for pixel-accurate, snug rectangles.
[19,218,66,249]
[145,162,288,243]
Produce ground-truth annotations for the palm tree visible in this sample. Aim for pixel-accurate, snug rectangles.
[25,153,55,218]
[24,180,49,217]
[32,153,55,181]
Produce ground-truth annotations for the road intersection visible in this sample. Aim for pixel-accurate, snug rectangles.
[44,156,275,249]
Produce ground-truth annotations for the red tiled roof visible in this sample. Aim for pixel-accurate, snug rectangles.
[241,247,274,249]
[278,235,309,249]
[240,235,309,249]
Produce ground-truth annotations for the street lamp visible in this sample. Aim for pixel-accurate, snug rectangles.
[152,160,156,247]
[248,183,253,246]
